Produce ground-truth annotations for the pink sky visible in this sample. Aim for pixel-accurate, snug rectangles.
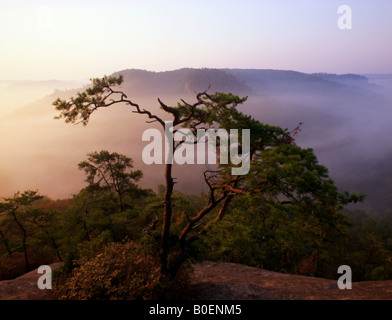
[0,0,391,80]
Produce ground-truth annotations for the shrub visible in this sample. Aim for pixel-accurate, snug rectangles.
[0,248,56,281]
[54,239,187,300]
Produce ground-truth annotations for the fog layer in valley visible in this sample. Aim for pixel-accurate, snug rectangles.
[0,69,391,214]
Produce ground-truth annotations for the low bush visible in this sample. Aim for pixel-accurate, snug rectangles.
[0,248,56,281]
[54,239,190,300]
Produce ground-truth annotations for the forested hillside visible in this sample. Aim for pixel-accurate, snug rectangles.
[1,69,392,300]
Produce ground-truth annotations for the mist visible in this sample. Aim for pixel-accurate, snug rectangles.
[0,68,391,214]
[0,80,86,116]
[239,74,392,212]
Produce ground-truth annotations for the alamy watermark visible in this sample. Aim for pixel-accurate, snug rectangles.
[142,121,251,175]
[337,5,352,30]
[337,265,352,289]
[37,265,52,290]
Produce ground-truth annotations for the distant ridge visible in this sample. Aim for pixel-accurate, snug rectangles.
[1,67,392,210]
[4,67,372,120]
[110,68,372,97]
[312,72,369,87]
[111,68,253,96]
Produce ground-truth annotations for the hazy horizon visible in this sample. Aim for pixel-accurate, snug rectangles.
[1,1,392,81]
[2,67,392,83]
[2,1,392,296]
[0,67,391,214]
[0,67,389,118]
[1,1,392,213]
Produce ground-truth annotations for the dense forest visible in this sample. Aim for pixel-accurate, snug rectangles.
[1,73,392,300]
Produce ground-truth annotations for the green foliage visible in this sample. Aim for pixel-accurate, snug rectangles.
[44,76,392,291]
[0,190,45,271]
[79,150,142,189]
[140,189,205,255]
[50,150,155,259]
[195,141,365,278]
[78,150,147,212]
[58,189,148,258]
[0,249,55,281]
[0,150,155,280]
[342,210,392,281]
[0,190,43,212]
[175,91,248,128]
[53,75,124,125]
[196,195,339,277]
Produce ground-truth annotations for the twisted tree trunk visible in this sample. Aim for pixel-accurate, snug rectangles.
[160,163,174,274]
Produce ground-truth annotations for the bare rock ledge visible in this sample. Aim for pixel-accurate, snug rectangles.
[0,261,391,300]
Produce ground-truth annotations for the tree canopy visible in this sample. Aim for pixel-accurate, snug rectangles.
[78,150,144,212]
[53,75,364,277]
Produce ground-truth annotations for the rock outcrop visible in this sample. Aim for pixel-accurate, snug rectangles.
[1,261,391,300]
[0,262,61,300]
[188,261,392,300]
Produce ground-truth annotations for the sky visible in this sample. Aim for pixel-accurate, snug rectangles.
[0,0,391,81]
